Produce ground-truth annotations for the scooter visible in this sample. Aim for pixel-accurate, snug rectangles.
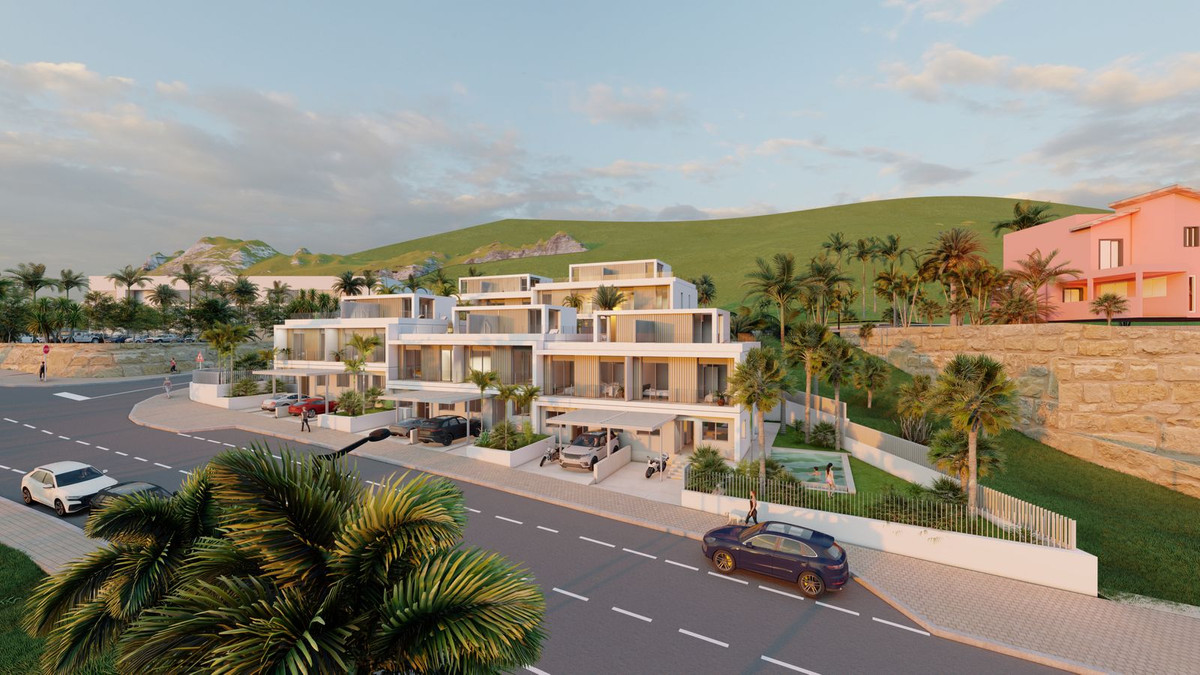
[645,452,669,479]
[539,442,562,467]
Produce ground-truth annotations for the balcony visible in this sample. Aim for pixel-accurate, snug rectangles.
[543,383,730,406]
[388,365,446,382]
[545,383,625,399]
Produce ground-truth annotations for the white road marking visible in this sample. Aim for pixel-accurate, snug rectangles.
[665,559,699,571]
[58,435,70,440]
[759,585,806,601]
[192,437,206,442]
[271,454,282,460]
[178,469,190,475]
[10,469,23,474]
[0,465,9,470]
[23,424,35,428]
[206,439,222,445]
[611,606,652,622]
[223,443,236,447]
[53,392,91,401]
[465,507,481,513]
[678,628,728,648]
[114,451,128,456]
[536,525,558,533]
[134,456,148,462]
[3,418,17,423]
[365,480,384,487]
[494,515,524,525]
[872,617,930,636]
[75,440,90,446]
[816,601,859,616]
[761,655,822,674]
[708,571,748,585]
[40,430,53,435]
[525,668,552,675]
[579,536,615,548]
[622,547,657,560]
[177,433,192,438]
[84,384,166,399]
[154,462,172,469]
[95,446,109,451]
[551,587,588,602]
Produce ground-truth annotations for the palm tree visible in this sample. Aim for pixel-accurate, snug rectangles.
[146,283,179,311]
[691,274,716,306]
[360,269,380,294]
[819,338,856,451]
[820,232,850,265]
[857,322,875,348]
[1013,248,1081,314]
[333,270,365,297]
[851,239,875,318]
[56,269,88,300]
[467,368,500,430]
[513,384,541,417]
[992,200,1058,236]
[228,275,259,311]
[985,281,1045,325]
[896,374,935,444]
[852,355,889,409]
[744,253,802,346]
[265,280,292,306]
[344,333,383,392]
[401,273,422,293]
[928,429,1004,490]
[199,322,252,382]
[874,235,914,324]
[1090,292,1129,327]
[24,448,545,674]
[805,257,851,325]
[924,228,984,326]
[107,265,152,303]
[27,298,61,343]
[495,383,521,420]
[592,285,626,311]
[424,267,457,297]
[55,297,82,342]
[932,354,1019,512]
[784,322,831,443]
[726,347,786,491]
[561,292,584,310]
[5,262,53,299]
[172,263,204,311]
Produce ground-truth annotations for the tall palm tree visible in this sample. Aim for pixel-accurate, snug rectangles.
[924,228,984,326]
[54,297,81,342]
[691,274,716,306]
[820,232,850,266]
[424,267,457,297]
[805,257,852,326]
[228,275,259,312]
[1090,292,1129,327]
[172,263,204,311]
[5,262,53,299]
[592,285,626,311]
[743,253,802,346]
[27,298,61,343]
[857,322,875,348]
[265,280,292,306]
[985,281,1044,325]
[928,429,1004,490]
[333,270,365,297]
[513,384,541,417]
[1013,248,1082,314]
[874,235,913,324]
[852,355,889,409]
[200,322,252,382]
[784,322,831,444]
[401,273,423,293]
[495,383,521,420]
[727,347,786,491]
[932,354,1018,512]
[147,284,180,330]
[107,265,152,303]
[467,368,500,430]
[56,269,88,300]
[345,333,383,392]
[24,448,545,674]
[819,338,855,451]
[851,239,875,318]
[360,269,380,294]
[992,200,1058,236]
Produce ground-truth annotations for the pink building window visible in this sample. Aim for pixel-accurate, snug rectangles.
[1185,227,1199,247]
[1098,239,1123,269]
[1063,288,1084,303]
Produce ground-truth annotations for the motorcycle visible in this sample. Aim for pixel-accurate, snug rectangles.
[645,452,669,479]
[539,442,562,467]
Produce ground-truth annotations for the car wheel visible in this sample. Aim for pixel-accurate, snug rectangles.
[712,549,736,574]
[21,488,33,505]
[798,571,825,598]
[588,457,598,470]
[54,500,67,517]
[441,434,452,447]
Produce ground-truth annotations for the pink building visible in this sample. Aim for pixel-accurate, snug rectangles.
[1003,185,1200,321]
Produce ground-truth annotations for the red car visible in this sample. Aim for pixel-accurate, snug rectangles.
[287,397,338,416]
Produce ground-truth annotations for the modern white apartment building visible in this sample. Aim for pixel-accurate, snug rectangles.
[270,260,756,461]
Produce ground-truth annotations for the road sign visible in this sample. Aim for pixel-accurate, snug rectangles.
[42,345,50,355]
[196,352,205,366]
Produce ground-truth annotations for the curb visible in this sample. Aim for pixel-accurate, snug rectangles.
[127,402,342,452]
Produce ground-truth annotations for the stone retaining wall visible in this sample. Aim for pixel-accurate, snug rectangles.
[858,325,1200,498]
[0,342,270,378]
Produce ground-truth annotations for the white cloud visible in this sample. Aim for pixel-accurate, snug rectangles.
[883,0,1004,25]
[570,83,690,129]
[0,60,133,105]
[585,159,664,178]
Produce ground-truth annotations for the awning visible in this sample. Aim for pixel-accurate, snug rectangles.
[545,409,675,431]
[383,389,495,405]
[253,368,340,378]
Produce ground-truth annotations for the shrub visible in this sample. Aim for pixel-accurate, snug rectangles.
[231,378,261,397]
[810,422,837,449]
[899,415,933,445]
[364,386,385,410]
[520,420,537,447]
[337,390,364,417]
[259,377,291,394]
[927,476,966,504]
[476,430,491,447]
[734,456,796,484]
[233,350,268,372]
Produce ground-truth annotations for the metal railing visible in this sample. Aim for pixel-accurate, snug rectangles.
[684,466,1075,549]
[288,312,339,320]
[192,369,254,385]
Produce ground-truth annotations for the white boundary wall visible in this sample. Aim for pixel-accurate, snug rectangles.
[683,490,1098,596]
[456,436,554,468]
[189,382,263,410]
[594,445,632,483]
[320,409,397,433]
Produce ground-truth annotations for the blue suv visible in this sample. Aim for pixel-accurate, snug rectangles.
[702,520,849,597]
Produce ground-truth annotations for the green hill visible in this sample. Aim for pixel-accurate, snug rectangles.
[197,196,1109,310]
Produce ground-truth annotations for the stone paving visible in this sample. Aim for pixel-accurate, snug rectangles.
[14,391,1196,674]
[0,497,105,575]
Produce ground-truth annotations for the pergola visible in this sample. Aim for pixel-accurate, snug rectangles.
[378,389,497,425]
[545,409,674,460]
[252,368,341,400]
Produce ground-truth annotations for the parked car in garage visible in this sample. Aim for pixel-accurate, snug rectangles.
[89,481,172,511]
[415,415,473,446]
[262,393,305,411]
[288,396,337,416]
[702,521,849,598]
[559,430,619,470]
[388,417,423,437]
[20,461,119,517]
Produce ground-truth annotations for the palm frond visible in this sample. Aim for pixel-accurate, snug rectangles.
[24,546,124,637]
[39,596,126,675]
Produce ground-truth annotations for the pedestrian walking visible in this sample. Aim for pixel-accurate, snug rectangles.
[746,489,759,525]
[163,377,172,399]
[170,357,178,373]
[300,407,313,432]
[38,361,46,382]
[825,462,836,492]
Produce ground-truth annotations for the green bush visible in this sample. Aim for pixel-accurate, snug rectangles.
[810,422,837,448]
[337,390,364,417]
[364,386,385,410]
[259,378,291,394]
[480,420,547,451]
[927,476,966,504]
[230,378,261,397]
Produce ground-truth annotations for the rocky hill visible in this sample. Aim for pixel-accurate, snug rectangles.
[151,237,283,276]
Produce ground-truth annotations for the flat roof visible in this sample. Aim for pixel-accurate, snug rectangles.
[545,409,674,431]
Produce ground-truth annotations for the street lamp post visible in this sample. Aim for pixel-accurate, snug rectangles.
[316,427,391,461]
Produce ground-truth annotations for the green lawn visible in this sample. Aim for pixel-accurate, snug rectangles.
[811,354,1200,605]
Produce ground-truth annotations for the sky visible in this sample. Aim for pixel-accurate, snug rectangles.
[1,0,1198,273]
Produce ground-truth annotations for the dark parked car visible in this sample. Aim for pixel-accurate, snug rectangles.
[89,481,172,511]
[415,415,473,446]
[702,521,849,598]
[288,397,338,416]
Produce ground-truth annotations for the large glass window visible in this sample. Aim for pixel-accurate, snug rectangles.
[1062,288,1084,303]
[550,359,575,395]
[1098,239,1123,269]
[641,361,669,398]
[1143,277,1167,298]
[467,347,492,373]
[702,421,729,441]
[600,360,624,398]
[1098,281,1129,297]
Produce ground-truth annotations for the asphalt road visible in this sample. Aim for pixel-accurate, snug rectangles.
[0,376,1056,674]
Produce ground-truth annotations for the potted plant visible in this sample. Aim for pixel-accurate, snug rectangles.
[716,391,728,406]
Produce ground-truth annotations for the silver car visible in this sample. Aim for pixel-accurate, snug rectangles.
[261,393,304,411]
[559,431,619,470]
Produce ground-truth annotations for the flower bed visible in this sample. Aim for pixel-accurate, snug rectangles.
[319,409,397,433]
[456,436,554,468]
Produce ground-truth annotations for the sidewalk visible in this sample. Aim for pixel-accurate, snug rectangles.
[0,498,105,575]
[122,395,1200,673]
[0,367,193,388]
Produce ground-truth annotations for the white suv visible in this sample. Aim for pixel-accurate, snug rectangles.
[559,431,620,470]
[21,461,118,517]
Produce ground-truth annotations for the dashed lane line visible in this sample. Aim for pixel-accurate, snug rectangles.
[177,433,192,438]
[178,469,190,475]
[75,440,90,446]
[23,424,34,429]
[206,439,222,445]
[579,536,615,548]
[761,655,822,674]
[58,435,71,440]
[759,585,806,601]
[465,507,481,513]
[494,515,524,525]
[0,464,9,470]
[708,571,748,585]
[665,559,699,571]
[114,451,128,457]
[551,587,588,602]
[872,617,930,636]
[678,628,728,648]
[536,525,558,533]
[815,601,859,616]
[10,469,23,474]
[134,457,148,462]
[95,446,109,451]
[3,418,17,423]
[622,547,657,560]
[154,462,172,469]
[223,443,236,448]
[525,667,552,675]
[40,430,52,435]
[611,606,652,622]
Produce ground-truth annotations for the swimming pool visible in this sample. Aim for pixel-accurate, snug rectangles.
[771,448,855,493]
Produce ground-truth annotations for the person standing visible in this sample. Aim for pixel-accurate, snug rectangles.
[825,462,836,492]
[746,489,759,525]
[163,377,172,399]
[301,407,313,432]
[170,357,178,373]
[38,361,46,382]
